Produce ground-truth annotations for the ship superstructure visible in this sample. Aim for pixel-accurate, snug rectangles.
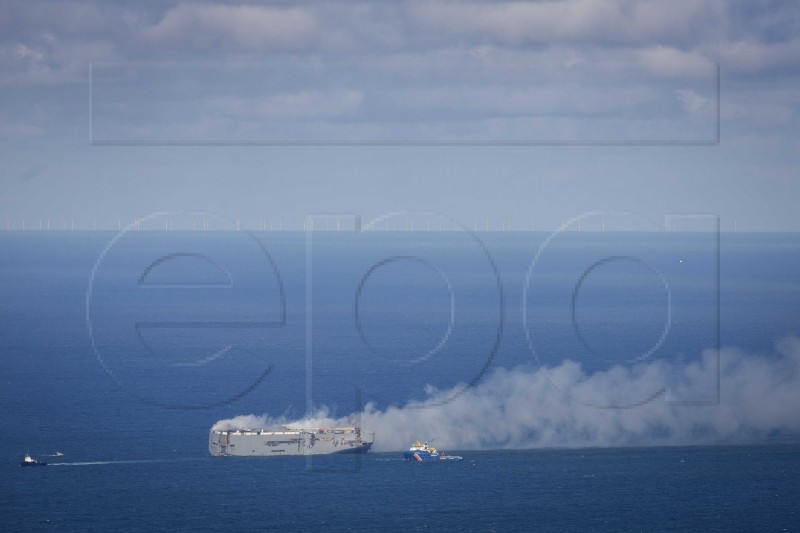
[209,426,373,457]
[20,453,47,467]
[403,440,463,461]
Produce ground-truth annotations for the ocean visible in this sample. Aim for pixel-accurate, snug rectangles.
[1,229,799,531]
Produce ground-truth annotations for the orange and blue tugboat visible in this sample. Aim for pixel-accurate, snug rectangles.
[403,440,462,462]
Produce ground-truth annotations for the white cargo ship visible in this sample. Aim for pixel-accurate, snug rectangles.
[209,426,373,457]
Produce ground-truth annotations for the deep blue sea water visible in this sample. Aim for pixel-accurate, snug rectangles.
[1,230,799,531]
[5,446,800,532]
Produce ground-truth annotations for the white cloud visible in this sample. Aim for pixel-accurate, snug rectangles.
[0,38,117,84]
[677,89,714,116]
[406,0,726,47]
[142,3,319,51]
[0,42,60,84]
[0,1,795,84]
[13,43,44,62]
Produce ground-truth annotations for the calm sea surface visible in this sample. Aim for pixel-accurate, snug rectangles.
[5,446,800,532]
[1,231,799,531]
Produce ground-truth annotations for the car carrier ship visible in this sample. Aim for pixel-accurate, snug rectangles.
[209,426,373,457]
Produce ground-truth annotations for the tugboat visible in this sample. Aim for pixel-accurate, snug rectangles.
[20,453,47,467]
[403,440,463,462]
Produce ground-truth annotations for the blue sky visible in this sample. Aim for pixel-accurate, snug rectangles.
[1,0,799,231]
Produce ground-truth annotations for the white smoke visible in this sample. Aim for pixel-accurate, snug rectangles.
[213,337,800,451]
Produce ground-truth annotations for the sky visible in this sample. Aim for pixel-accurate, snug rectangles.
[1,0,799,231]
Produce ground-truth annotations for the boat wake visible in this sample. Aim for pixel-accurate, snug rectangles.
[48,458,204,467]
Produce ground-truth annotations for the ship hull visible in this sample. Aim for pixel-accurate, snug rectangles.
[209,428,373,457]
[403,450,440,462]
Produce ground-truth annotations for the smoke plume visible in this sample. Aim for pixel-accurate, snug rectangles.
[213,338,800,451]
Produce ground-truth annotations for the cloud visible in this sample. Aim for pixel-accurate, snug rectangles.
[406,0,725,47]
[0,38,118,84]
[216,89,364,120]
[0,42,59,84]
[712,38,800,75]
[0,0,132,83]
[638,46,715,78]
[389,82,660,117]
[0,1,795,84]
[677,89,714,116]
[214,337,800,451]
[0,0,121,39]
[142,3,320,52]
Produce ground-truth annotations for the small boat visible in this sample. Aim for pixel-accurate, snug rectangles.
[20,453,47,467]
[54,451,65,457]
[403,440,463,462]
[438,452,464,461]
